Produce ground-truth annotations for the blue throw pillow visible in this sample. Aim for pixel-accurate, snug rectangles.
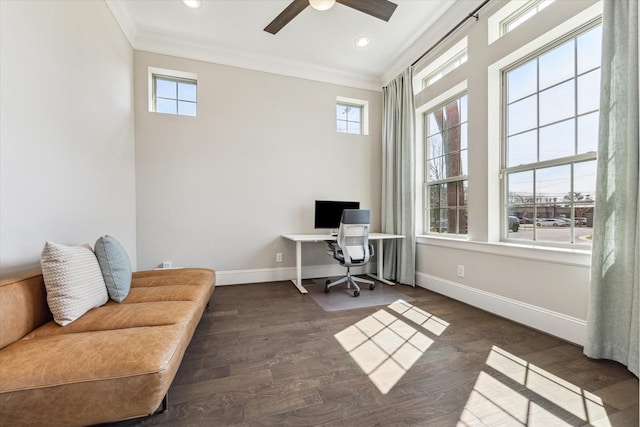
[94,235,132,303]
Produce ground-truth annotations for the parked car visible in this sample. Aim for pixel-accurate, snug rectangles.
[536,218,567,227]
[508,216,519,232]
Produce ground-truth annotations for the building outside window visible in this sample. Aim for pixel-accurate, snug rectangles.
[425,94,468,234]
[502,22,601,246]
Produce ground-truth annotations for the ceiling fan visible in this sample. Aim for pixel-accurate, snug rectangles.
[264,0,398,35]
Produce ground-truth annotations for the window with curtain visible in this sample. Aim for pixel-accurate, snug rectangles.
[424,94,468,235]
[502,22,602,247]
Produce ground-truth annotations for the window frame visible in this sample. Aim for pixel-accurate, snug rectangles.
[148,67,198,117]
[336,96,369,135]
[423,92,469,236]
[501,0,555,36]
[500,19,602,248]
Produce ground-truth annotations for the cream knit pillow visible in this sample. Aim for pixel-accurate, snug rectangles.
[41,242,109,326]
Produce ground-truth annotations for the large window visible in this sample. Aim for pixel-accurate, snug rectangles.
[424,94,468,234]
[502,23,601,246]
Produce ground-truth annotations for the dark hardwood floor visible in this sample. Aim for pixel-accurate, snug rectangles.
[113,280,639,426]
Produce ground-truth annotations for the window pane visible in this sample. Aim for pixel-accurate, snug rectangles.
[539,119,575,161]
[577,69,600,114]
[460,123,468,150]
[458,181,468,206]
[508,129,537,166]
[537,164,571,202]
[574,160,597,196]
[337,104,348,119]
[539,40,575,89]
[573,160,596,233]
[507,60,537,102]
[444,126,464,153]
[337,120,347,133]
[427,134,443,159]
[178,101,196,116]
[577,112,599,154]
[156,98,176,114]
[428,157,446,181]
[443,98,463,128]
[347,122,361,134]
[539,80,575,126]
[426,111,443,136]
[156,78,176,99]
[178,82,196,102]
[577,25,602,74]
[507,170,534,205]
[508,95,537,134]
[348,106,362,123]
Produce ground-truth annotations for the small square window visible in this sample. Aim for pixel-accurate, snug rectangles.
[148,67,198,117]
[336,96,369,135]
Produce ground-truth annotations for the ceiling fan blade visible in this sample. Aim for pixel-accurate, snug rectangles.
[336,0,398,22]
[264,0,309,34]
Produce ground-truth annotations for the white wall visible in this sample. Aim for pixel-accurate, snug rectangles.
[0,1,137,277]
[134,51,382,282]
[412,0,600,344]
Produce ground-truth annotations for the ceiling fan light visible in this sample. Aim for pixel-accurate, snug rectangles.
[309,0,336,11]
[181,0,201,9]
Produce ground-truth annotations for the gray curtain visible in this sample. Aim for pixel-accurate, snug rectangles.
[584,0,639,377]
[381,67,416,285]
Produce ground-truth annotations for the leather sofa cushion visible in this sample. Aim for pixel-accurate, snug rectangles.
[23,301,196,339]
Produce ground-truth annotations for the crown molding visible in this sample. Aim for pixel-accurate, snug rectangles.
[105,0,137,47]
[133,28,383,92]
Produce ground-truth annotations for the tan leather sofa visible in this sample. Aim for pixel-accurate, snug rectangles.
[0,267,215,426]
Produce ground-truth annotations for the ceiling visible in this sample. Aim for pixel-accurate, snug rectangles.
[106,0,481,90]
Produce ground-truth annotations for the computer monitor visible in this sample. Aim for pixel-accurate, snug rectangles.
[314,200,360,230]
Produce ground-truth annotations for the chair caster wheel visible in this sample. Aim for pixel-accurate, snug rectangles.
[369,284,375,291]
[353,290,360,297]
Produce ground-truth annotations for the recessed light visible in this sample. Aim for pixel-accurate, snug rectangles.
[182,0,201,9]
[355,37,370,47]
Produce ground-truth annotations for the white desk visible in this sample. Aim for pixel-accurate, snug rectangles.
[281,233,405,294]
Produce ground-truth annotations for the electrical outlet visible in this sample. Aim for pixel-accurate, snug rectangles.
[457,265,465,278]
[276,252,283,263]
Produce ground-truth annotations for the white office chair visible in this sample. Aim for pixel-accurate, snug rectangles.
[324,209,375,297]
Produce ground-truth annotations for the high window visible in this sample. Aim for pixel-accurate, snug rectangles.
[153,75,197,116]
[423,50,467,88]
[337,103,362,134]
[336,96,369,135]
[148,67,198,117]
[502,0,555,35]
[424,94,468,234]
[502,22,601,246]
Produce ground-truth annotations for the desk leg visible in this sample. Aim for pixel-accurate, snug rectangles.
[367,239,396,286]
[291,240,308,294]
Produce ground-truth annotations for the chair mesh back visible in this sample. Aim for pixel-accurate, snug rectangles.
[337,210,371,264]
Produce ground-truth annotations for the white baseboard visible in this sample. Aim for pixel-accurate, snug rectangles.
[215,263,376,286]
[416,272,587,346]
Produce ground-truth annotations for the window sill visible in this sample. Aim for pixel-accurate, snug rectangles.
[416,235,591,267]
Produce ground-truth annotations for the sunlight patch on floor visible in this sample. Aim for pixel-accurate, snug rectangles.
[460,346,611,426]
[334,299,444,394]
